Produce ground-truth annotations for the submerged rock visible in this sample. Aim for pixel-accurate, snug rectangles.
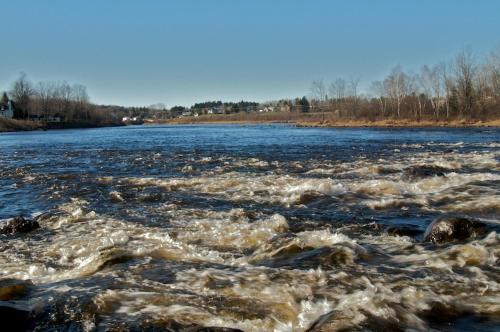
[0,279,32,301]
[306,309,403,332]
[401,165,449,181]
[385,224,423,238]
[106,318,244,332]
[421,301,473,325]
[0,216,39,235]
[423,217,488,244]
[251,232,367,269]
[185,327,244,332]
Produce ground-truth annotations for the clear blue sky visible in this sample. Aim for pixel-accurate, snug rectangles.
[1,0,499,107]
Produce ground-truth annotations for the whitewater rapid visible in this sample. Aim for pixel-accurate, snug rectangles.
[0,126,499,331]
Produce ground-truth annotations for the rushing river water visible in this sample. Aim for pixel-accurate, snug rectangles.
[0,125,499,331]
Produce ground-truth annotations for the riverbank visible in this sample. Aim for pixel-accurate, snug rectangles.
[295,118,500,128]
[153,112,500,127]
[0,118,42,132]
[0,118,124,132]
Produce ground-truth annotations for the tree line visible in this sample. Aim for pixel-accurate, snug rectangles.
[308,48,500,120]
[1,73,147,125]
[4,47,499,124]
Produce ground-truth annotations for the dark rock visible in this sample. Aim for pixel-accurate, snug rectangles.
[423,217,488,244]
[0,279,33,301]
[184,327,244,332]
[385,224,423,238]
[0,216,40,235]
[373,166,400,175]
[107,319,244,332]
[401,165,449,181]
[256,243,366,269]
[138,192,163,202]
[32,290,98,331]
[297,191,323,205]
[421,301,473,324]
[306,309,403,332]
[0,303,35,332]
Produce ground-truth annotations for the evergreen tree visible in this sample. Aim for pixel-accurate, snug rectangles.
[0,92,8,105]
[301,96,310,112]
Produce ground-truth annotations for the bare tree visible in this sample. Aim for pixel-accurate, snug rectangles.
[384,65,408,117]
[407,73,423,119]
[310,79,327,102]
[347,78,360,116]
[329,78,346,101]
[370,80,387,116]
[455,48,476,118]
[485,49,500,98]
[348,78,360,99]
[437,62,454,118]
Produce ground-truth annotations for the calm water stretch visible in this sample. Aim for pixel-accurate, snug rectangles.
[1,125,499,331]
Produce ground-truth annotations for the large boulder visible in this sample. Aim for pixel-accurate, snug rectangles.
[0,216,39,235]
[401,165,448,181]
[0,303,34,332]
[423,217,488,244]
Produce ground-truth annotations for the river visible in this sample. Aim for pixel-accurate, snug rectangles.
[1,125,499,331]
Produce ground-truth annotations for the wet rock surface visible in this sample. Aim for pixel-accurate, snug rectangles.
[385,224,424,238]
[306,309,403,332]
[423,217,488,244]
[0,216,39,235]
[0,279,32,301]
[401,165,450,181]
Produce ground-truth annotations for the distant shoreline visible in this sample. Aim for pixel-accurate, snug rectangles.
[3,116,499,133]
[149,113,500,128]
[294,119,500,128]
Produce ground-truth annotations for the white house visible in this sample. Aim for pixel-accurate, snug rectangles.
[0,100,14,119]
[47,115,62,122]
[208,107,222,115]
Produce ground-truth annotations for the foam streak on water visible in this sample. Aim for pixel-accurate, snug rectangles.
[0,125,499,331]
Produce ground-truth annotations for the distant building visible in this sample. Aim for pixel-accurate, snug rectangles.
[208,107,223,115]
[0,100,14,119]
[122,116,143,125]
[258,107,273,113]
[280,104,291,112]
[29,114,44,122]
[182,110,192,117]
[48,114,63,122]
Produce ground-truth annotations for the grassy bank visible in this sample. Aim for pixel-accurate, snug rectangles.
[295,118,500,128]
[153,112,500,127]
[0,118,42,132]
[0,118,124,132]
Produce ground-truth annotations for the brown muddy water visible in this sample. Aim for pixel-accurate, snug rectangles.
[0,125,499,331]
